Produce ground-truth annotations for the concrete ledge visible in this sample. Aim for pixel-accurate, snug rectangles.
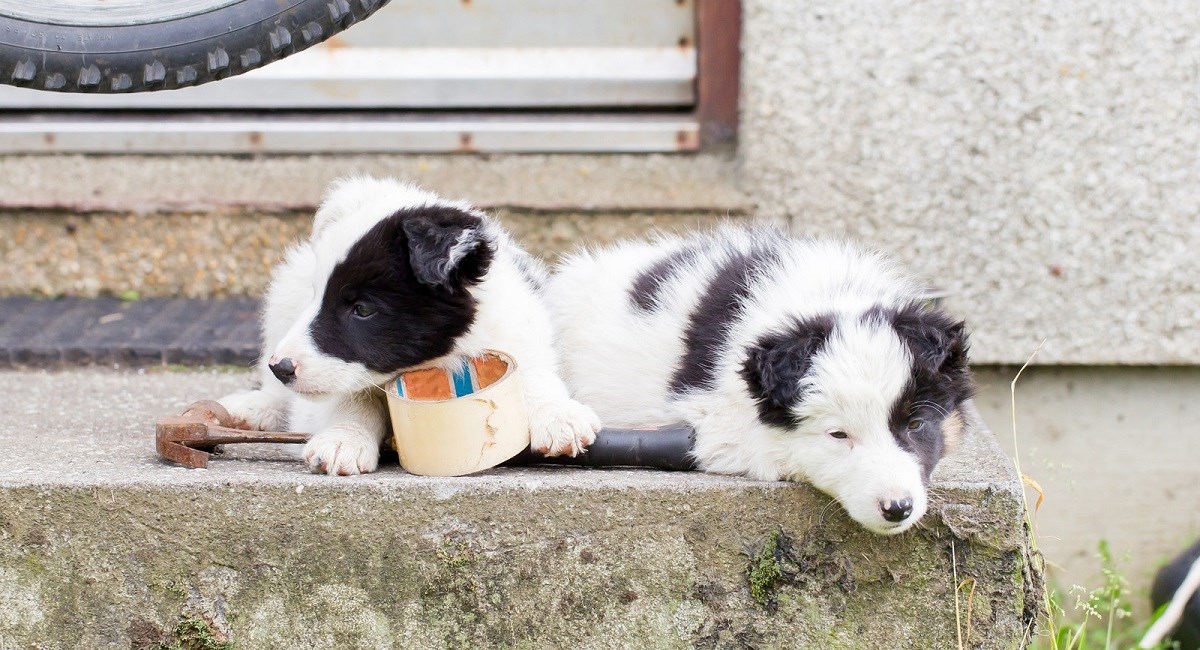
[0,370,1037,648]
[0,154,746,214]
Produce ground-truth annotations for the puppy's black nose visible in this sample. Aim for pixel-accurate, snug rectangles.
[880,497,914,523]
[269,358,297,385]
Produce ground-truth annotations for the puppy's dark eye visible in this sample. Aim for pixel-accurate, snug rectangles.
[907,418,923,430]
[351,303,377,319]
[828,430,849,440]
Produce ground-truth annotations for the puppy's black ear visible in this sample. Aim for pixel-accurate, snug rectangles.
[400,208,494,291]
[891,305,972,394]
[740,316,834,429]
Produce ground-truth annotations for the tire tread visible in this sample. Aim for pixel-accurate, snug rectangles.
[0,0,389,94]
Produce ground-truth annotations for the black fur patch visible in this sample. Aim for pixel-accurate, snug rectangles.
[401,208,492,290]
[669,244,780,394]
[740,315,836,428]
[878,304,974,481]
[309,206,494,374]
[629,243,706,311]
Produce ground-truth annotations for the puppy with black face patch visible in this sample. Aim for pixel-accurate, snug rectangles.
[219,177,600,475]
[545,228,972,534]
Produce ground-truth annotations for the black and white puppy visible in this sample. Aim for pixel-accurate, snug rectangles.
[220,177,600,475]
[545,228,972,534]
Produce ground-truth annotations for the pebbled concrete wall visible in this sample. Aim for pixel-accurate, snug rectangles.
[739,0,1200,365]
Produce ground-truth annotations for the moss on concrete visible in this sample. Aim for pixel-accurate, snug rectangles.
[159,617,234,650]
[746,528,784,606]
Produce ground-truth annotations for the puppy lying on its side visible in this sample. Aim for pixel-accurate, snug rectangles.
[545,228,973,534]
[220,177,600,475]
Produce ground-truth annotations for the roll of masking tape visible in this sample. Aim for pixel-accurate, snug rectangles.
[385,350,529,477]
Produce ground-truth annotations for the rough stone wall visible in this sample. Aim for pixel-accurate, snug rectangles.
[739,0,1200,364]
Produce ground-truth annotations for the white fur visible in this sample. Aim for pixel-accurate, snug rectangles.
[220,177,599,475]
[546,228,933,534]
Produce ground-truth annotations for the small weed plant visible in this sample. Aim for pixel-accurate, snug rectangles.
[1011,344,1177,650]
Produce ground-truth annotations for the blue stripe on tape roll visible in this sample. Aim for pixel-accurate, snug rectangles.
[394,358,481,400]
[450,358,475,397]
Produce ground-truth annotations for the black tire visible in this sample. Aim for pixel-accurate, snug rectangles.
[0,0,389,94]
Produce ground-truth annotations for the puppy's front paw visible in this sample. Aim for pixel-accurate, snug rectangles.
[302,429,380,476]
[529,399,601,457]
[217,389,286,431]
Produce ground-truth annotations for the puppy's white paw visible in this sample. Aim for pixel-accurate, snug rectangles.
[302,429,380,476]
[529,399,601,457]
[217,389,287,431]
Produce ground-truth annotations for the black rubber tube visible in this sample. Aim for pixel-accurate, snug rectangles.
[0,0,389,93]
[505,424,698,472]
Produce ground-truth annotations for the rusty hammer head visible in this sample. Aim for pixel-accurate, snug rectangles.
[156,400,310,469]
[155,400,232,469]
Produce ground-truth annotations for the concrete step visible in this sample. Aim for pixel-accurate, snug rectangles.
[0,153,753,299]
[0,369,1037,649]
[0,206,739,300]
[0,297,259,369]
